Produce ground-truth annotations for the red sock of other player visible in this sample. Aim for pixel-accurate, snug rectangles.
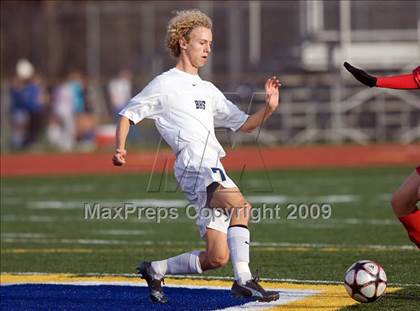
[398,209,420,248]
[377,74,418,89]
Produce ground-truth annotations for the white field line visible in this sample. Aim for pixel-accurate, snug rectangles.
[1,272,419,287]
[1,236,416,251]
[1,213,400,226]
[0,232,145,241]
[93,230,152,236]
[1,233,47,239]
[215,289,319,311]
[247,195,289,204]
[25,195,360,210]
[282,218,399,226]
[1,215,168,223]
[250,241,416,250]
[314,195,359,203]
[331,218,398,225]
[27,199,187,209]
[1,238,194,246]
[0,281,229,290]
[5,192,395,210]
[288,223,342,229]
[0,281,145,287]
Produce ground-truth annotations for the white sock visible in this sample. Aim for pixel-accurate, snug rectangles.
[150,250,202,279]
[228,226,252,285]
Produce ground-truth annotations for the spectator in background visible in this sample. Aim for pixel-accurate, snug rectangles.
[47,71,95,151]
[73,72,96,150]
[47,74,77,151]
[10,59,47,150]
[108,69,132,120]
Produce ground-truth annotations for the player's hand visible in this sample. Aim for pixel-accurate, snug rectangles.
[265,76,281,111]
[343,62,377,87]
[112,149,127,166]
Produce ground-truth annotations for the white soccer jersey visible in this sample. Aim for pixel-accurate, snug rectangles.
[120,68,249,236]
[119,68,249,169]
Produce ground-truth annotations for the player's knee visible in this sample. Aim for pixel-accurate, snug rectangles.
[240,201,252,218]
[391,192,400,210]
[390,191,415,217]
[244,201,252,211]
[207,253,229,269]
[417,186,420,202]
[232,201,252,222]
[228,201,252,221]
[391,191,405,215]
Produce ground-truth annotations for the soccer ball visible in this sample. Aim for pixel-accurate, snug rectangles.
[344,260,387,303]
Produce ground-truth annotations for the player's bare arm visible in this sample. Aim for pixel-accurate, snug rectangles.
[112,116,130,166]
[239,76,281,133]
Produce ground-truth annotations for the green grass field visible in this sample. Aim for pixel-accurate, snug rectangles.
[1,166,419,309]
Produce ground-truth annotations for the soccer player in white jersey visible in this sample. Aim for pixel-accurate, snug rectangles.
[113,9,281,303]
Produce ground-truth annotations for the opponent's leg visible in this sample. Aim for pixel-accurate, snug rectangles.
[391,168,420,248]
[208,184,279,302]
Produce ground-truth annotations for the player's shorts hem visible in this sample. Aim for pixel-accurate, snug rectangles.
[198,208,230,237]
[197,179,237,238]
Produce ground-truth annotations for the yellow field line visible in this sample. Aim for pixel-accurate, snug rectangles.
[0,248,189,254]
[252,246,415,253]
[0,273,401,311]
[1,248,94,254]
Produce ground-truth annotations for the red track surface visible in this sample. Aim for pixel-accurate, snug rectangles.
[1,144,420,177]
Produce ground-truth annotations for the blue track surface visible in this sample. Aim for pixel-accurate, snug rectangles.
[1,284,250,310]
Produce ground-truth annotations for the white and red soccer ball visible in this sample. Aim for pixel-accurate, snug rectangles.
[344,260,387,303]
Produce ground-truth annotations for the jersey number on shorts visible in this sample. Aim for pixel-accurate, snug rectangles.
[211,167,227,182]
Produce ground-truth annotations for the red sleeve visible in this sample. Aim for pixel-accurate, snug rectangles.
[413,66,420,87]
[376,67,420,89]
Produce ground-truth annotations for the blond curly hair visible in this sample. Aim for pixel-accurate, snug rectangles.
[165,9,212,58]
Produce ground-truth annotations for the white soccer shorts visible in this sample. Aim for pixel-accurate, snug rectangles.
[175,163,237,237]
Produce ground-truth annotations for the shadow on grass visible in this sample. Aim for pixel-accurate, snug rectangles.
[341,287,420,310]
